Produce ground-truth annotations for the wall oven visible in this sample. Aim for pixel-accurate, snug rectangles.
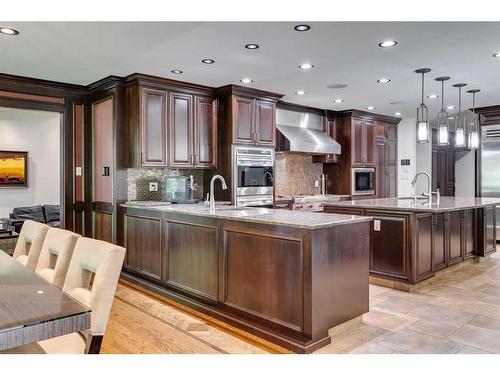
[233,145,274,207]
[352,167,375,195]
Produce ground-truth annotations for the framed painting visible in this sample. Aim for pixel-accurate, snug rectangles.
[0,151,28,188]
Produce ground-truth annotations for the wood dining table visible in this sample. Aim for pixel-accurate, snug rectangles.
[0,250,91,351]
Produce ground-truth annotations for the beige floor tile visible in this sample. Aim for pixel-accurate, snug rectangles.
[468,314,500,333]
[449,324,500,353]
[362,309,416,331]
[456,345,494,354]
[377,328,463,354]
[465,300,500,320]
[349,342,395,354]
[406,303,477,327]
[406,319,460,339]
[369,284,391,297]
[315,325,389,354]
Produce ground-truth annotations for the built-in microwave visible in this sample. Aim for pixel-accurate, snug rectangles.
[352,167,375,195]
[232,145,274,207]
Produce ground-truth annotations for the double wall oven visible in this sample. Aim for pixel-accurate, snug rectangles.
[232,145,274,207]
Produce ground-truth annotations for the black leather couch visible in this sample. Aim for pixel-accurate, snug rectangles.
[7,205,60,233]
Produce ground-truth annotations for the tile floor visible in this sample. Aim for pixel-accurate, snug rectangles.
[102,251,500,354]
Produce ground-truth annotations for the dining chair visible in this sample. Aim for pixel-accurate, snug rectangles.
[35,228,80,289]
[12,220,49,271]
[3,237,126,354]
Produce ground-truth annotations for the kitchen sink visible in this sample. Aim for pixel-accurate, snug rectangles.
[398,196,430,201]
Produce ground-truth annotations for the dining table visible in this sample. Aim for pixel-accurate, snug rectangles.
[0,250,91,351]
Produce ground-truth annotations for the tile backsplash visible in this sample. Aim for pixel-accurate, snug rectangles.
[274,153,323,196]
[127,168,205,201]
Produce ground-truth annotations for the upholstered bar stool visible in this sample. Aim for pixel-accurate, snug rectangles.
[3,237,126,354]
[35,228,80,289]
[12,220,49,271]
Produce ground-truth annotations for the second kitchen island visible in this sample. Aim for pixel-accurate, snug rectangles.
[120,202,372,353]
[324,197,499,290]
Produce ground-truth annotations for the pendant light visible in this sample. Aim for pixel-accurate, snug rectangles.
[452,83,467,147]
[415,68,431,143]
[436,76,451,145]
[467,89,481,149]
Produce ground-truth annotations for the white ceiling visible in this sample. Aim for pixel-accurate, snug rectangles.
[1,21,500,117]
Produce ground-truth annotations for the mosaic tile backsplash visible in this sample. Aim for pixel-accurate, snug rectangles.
[127,168,206,202]
[274,153,323,196]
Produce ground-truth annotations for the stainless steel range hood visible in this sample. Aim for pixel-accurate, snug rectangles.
[276,108,341,155]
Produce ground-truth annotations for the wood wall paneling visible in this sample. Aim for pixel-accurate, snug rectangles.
[92,97,114,204]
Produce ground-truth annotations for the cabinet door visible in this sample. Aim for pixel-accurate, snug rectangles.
[481,206,497,256]
[463,209,475,259]
[433,213,447,271]
[446,149,455,196]
[447,211,463,265]
[352,118,364,166]
[194,96,216,168]
[375,137,387,198]
[141,88,167,166]
[364,120,375,166]
[232,95,255,144]
[124,214,162,280]
[375,120,388,139]
[255,100,275,146]
[169,92,193,167]
[387,140,397,197]
[325,119,338,163]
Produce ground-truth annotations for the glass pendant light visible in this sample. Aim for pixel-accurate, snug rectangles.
[452,83,467,147]
[436,76,451,145]
[467,89,481,149]
[415,68,431,143]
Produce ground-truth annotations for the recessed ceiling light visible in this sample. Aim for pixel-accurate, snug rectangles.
[427,94,439,99]
[447,105,455,110]
[202,59,215,64]
[294,24,310,32]
[0,27,19,35]
[493,52,500,58]
[333,99,344,103]
[377,78,391,83]
[171,69,183,74]
[245,44,259,50]
[394,112,402,116]
[36,290,44,294]
[295,90,307,95]
[366,106,375,110]
[327,83,349,89]
[378,40,397,48]
[299,63,314,70]
[240,78,253,84]
[448,117,455,120]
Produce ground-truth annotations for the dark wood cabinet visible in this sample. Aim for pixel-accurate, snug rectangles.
[376,137,388,198]
[168,92,217,169]
[232,95,276,146]
[415,213,434,282]
[140,88,167,166]
[168,92,193,167]
[125,79,217,170]
[433,213,447,271]
[432,130,456,196]
[447,211,463,265]
[375,121,397,198]
[352,118,375,167]
[124,213,162,280]
[194,96,217,168]
[463,209,476,259]
[313,116,338,164]
[477,205,497,256]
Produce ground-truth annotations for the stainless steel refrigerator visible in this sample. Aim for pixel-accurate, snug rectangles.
[481,124,500,239]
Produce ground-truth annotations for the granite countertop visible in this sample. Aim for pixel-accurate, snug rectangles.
[121,202,372,229]
[324,197,500,212]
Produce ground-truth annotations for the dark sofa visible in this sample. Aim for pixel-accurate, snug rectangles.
[7,205,60,233]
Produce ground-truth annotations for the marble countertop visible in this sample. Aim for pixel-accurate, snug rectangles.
[121,202,372,229]
[324,197,500,212]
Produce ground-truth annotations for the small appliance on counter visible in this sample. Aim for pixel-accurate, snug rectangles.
[165,171,198,204]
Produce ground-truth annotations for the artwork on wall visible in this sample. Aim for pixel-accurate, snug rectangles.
[0,151,28,187]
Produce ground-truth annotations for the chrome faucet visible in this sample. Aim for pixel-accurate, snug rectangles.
[209,175,227,213]
[411,171,431,199]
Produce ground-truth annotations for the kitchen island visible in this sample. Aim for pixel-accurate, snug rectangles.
[324,197,500,290]
[120,202,372,353]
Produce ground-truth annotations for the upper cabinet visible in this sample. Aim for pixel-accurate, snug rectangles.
[312,113,338,164]
[352,117,375,167]
[168,92,217,168]
[232,95,276,146]
[141,88,167,166]
[124,77,217,169]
